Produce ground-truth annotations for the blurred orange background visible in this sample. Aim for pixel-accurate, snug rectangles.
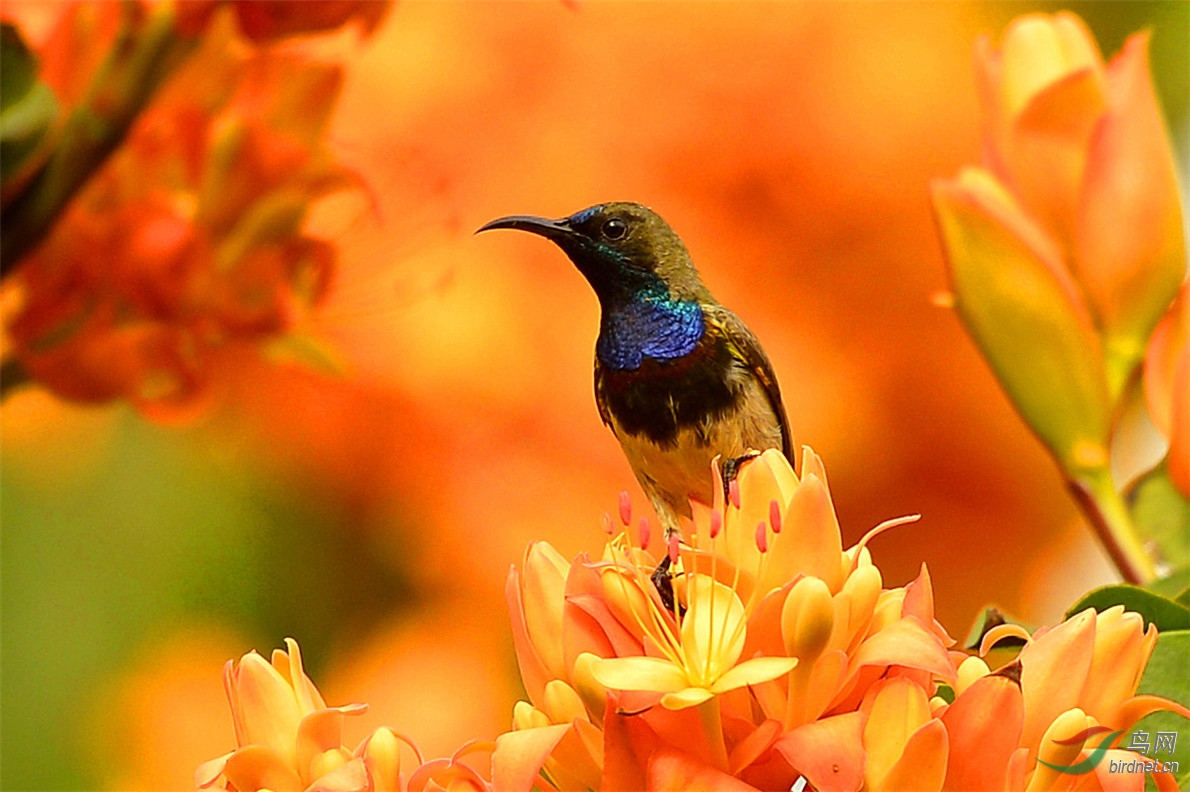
[1,2,1186,790]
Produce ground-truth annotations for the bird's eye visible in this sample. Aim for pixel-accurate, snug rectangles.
[602,218,628,240]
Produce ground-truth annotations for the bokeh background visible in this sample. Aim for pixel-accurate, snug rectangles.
[1,2,1187,789]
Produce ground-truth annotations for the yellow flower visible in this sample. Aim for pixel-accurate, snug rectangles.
[589,573,798,710]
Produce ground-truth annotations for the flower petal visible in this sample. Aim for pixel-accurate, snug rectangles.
[710,656,798,694]
[1074,32,1186,393]
[222,744,304,792]
[931,169,1111,474]
[491,724,571,792]
[941,673,1024,791]
[681,576,748,681]
[660,686,715,710]
[296,705,368,783]
[521,542,571,680]
[306,757,368,792]
[772,712,866,792]
[862,677,933,790]
[590,656,689,694]
[1019,608,1096,754]
[873,718,948,792]
[781,473,845,593]
[647,748,759,792]
[849,616,956,681]
[232,652,304,755]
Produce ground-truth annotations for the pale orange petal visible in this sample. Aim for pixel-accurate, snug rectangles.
[771,712,866,792]
[781,474,845,593]
[875,719,948,792]
[849,616,956,681]
[1019,609,1096,754]
[222,744,304,792]
[491,724,571,792]
[646,748,760,792]
[1074,32,1186,385]
[941,673,1024,791]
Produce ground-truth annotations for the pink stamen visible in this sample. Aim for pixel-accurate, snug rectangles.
[638,517,651,550]
[668,533,680,565]
[618,491,632,526]
[755,521,769,553]
[769,500,782,534]
[709,510,723,539]
[601,512,614,535]
[728,479,741,509]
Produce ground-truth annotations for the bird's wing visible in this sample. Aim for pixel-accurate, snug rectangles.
[594,360,615,429]
[706,305,793,460]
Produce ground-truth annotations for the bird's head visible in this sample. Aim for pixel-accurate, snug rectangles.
[477,202,709,306]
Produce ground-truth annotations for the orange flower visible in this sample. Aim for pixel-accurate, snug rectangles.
[199,454,1187,792]
[4,4,355,420]
[939,607,1190,791]
[495,448,958,791]
[197,639,486,792]
[931,12,1185,471]
[196,638,370,792]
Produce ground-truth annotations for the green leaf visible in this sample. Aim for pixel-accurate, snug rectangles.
[1129,463,1190,569]
[1065,583,1190,631]
[1134,631,1190,790]
[0,22,58,187]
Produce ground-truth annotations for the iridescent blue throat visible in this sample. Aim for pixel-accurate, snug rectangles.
[596,292,705,371]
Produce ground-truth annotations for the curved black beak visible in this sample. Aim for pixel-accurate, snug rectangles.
[475,214,576,242]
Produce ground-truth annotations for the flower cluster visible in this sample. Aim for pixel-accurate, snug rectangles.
[195,638,490,792]
[2,1,387,419]
[200,449,1187,791]
[494,449,1187,791]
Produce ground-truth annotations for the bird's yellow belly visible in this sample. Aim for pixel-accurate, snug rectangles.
[611,376,785,533]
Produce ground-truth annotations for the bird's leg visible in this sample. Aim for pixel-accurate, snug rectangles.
[721,450,762,504]
[650,554,678,612]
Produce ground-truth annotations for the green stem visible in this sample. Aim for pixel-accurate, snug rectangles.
[1,0,197,277]
[1068,468,1157,585]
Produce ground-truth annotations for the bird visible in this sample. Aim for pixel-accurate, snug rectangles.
[477,201,792,539]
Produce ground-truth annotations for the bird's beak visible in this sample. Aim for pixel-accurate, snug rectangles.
[475,214,576,242]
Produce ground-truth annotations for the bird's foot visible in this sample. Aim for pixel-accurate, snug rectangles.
[721,450,762,504]
[651,555,677,612]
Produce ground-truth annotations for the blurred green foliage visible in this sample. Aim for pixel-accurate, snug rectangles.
[0,409,414,790]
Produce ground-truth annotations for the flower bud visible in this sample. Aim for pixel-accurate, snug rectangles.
[781,576,834,663]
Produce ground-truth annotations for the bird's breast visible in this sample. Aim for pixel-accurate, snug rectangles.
[596,331,744,449]
[604,357,786,518]
[596,298,704,371]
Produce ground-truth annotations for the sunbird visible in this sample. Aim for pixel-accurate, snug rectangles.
[479,202,792,538]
